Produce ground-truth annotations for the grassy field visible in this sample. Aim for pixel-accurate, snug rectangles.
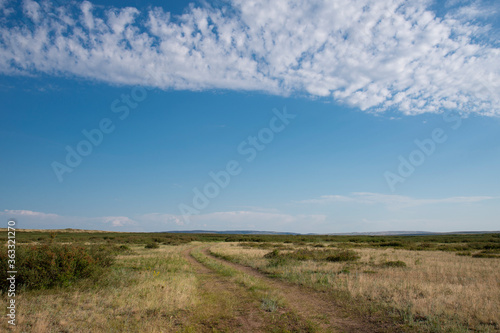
[1,230,499,332]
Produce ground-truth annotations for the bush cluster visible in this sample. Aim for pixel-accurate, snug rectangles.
[145,242,160,249]
[0,244,114,292]
[381,260,407,268]
[264,248,360,262]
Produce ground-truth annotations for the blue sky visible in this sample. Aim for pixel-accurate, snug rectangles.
[0,0,499,233]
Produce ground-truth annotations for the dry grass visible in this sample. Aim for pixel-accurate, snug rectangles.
[1,244,199,332]
[212,242,500,332]
[3,240,498,332]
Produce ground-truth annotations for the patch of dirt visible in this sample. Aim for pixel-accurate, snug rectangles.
[203,248,404,333]
[181,246,268,332]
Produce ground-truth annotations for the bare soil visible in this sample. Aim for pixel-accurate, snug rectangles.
[201,247,405,333]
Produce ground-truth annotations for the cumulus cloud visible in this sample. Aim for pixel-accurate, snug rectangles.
[2,209,59,219]
[0,0,499,115]
[0,209,137,229]
[139,213,185,226]
[0,208,325,232]
[192,210,326,226]
[100,216,137,227]
[445,0,499,20]
[297,192,495,208]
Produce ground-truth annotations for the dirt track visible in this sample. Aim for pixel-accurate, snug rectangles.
[181,246,271,332]
[183,245,401,333]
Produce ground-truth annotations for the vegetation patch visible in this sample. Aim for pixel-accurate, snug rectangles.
[380,260,407,268]
[326,250,361,262]
[260,297,278,312]
[145,242,160,249]
[264,248,360,262]
[472,250,500,258]
[0,244,114,291]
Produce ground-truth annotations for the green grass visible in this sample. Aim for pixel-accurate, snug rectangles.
[264,248,361,262]
[3,230,499,254]
[0,244,115,292]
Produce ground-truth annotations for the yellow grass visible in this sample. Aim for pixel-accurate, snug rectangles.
[211,242,500,331]
[1,245,199,332]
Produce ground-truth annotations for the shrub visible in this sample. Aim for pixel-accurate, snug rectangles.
[377,241,404,247]
[145,242,160,249]
[267,257,291,268]
[261,297,278,312]
[472,251,499,258]
[382,260,407,268]
[325,250,360,262]
[264,248,360,262]
[0,244,114,292]
[264,249,280,258]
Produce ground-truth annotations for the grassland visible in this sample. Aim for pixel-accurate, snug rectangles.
[1,230,499,332]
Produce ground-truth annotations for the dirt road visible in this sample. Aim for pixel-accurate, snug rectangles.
[183,245,401,333]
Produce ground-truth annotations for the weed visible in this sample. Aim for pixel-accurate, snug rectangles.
[325,250,360,262]
[264,249,280,258]
[261,297,278,312]
[145,242,160,249]
[381,260,407,268]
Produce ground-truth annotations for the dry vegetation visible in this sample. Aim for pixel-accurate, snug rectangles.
[1,231,499,332]
[1,244,199,332]
[211,242,500,332]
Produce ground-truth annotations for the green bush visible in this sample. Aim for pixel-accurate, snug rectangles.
[472,251,499,258]
[376,241,404,247]
[381,260,407,268]
[0,244,114,292]
[263,248,360,262]
[145,242,160,249]
[264,249,281,258]
[325,250,360,262]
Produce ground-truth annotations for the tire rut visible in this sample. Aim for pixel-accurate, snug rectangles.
[180,246,268,332]
[203,247,401,333]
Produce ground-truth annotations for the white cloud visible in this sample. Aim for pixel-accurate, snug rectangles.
[0,209,137,229]
[0,208,326,232]
[22,0,41,24]
[446,0,499,20]
[192,210,325,226]
[2,209,59,219]
[179,210,327,232]
[100,216,137,227]
[297,192,495,208]
[0,0,498,115]
[139,213,184,226]
[0,0,13,16]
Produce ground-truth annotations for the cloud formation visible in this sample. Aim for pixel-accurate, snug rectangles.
[0,209,326,232]
[0,0,499,115]
[297,192,495,208]
[2,209,59,219]
[0,209,137,229]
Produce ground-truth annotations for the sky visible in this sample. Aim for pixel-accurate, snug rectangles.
[0,0,499,233]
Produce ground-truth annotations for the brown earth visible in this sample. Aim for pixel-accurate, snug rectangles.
[198,247,405,333]
[181,246,317,332]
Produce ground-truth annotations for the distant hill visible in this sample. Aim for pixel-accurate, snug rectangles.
[3,228,498,235]
[326,231,500,236]
[163,230,300,235]
[164,230,499,236]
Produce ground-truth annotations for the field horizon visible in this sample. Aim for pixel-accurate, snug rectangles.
[3,228,500,236]
[2,230,499,332]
